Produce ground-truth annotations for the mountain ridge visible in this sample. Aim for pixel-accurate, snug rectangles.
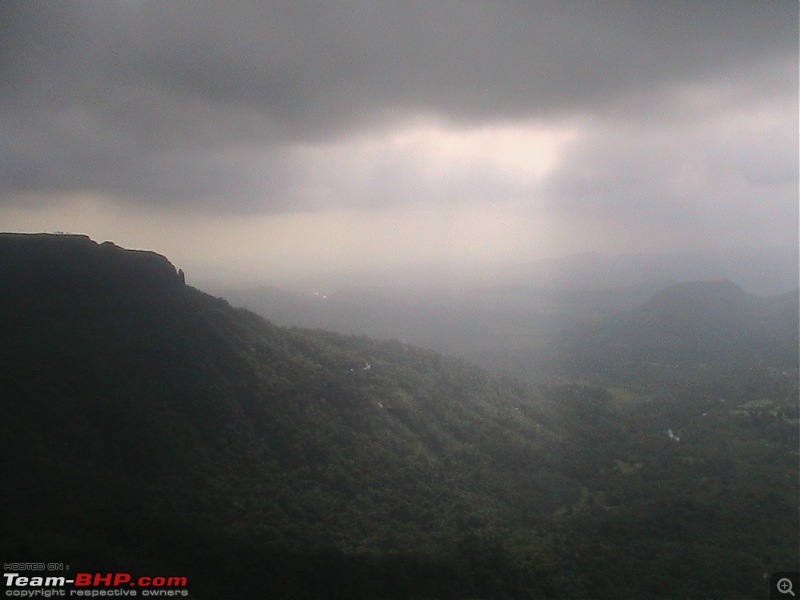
[0,234,582,597]
[1,234,796,599]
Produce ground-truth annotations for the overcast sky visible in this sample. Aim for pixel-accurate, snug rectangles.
[1,1,797,285]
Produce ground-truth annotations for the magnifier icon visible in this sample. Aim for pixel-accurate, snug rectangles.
[777,578,795,596]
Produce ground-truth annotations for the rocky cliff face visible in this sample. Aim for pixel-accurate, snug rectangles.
[0,233,185,299]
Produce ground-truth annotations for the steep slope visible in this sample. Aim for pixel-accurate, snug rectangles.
[1,234,796,599]
[0,233,584,598]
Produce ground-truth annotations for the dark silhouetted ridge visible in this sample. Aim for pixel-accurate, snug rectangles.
[0,233,184,300]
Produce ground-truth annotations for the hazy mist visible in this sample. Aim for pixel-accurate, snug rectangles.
[1,1,797,287]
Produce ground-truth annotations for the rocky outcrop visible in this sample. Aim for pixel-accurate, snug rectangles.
[0,233,185,301]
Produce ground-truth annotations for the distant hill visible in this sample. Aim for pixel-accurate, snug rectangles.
[211,246,797,376]
[505,247,799,296]
[549,280,799,387]
[1,234,796,599]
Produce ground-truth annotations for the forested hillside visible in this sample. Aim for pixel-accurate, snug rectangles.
[546,280,799,387]
[2,234,797,599]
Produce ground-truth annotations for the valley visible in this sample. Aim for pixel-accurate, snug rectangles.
[1,234,797,599]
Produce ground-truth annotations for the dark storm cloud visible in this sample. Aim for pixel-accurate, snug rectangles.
[0,0,796,211]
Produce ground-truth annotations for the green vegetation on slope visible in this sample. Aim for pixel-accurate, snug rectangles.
[1,234,797,599]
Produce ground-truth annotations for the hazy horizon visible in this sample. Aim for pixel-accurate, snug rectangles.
[1,2,797,287]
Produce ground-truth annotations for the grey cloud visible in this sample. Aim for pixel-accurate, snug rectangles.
[0,0,797,212]
[539,113,798,248]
